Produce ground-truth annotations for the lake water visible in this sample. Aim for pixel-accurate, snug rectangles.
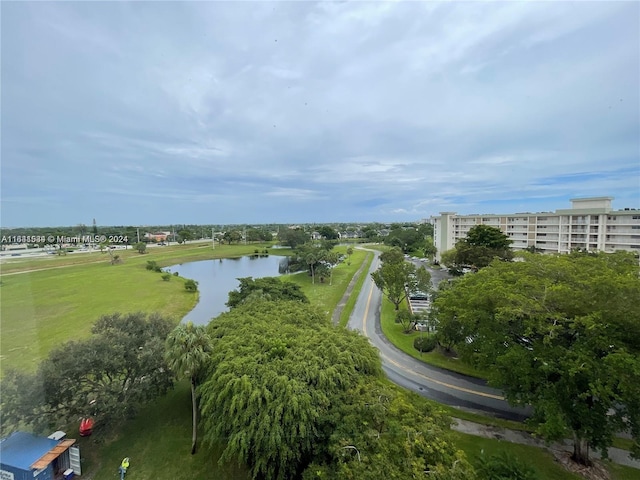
[166,255,285,325]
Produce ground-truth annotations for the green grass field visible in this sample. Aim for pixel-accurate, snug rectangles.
[0,242,277,374]
[79,380,250,480]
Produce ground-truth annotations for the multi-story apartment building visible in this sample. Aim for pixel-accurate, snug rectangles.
[431,197,640,261]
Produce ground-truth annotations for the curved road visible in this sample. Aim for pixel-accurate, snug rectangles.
[347,249,529,422]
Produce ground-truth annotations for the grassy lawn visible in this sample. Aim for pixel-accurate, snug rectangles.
[452,431,582,480]
[608,463,640,480]
[452,431,638,480]
[80,380,250,480]
[0,243,279,374]
[380,296,488,379]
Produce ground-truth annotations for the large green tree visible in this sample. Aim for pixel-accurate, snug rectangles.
[383,226,424,253]
[302,380,474,480]
[371,248,431,310]
[318,225,339,240]
[434,252,640,465]
[293,242,335,283]
[165,322,213,454]
[278,228,310,248]
[199,300,381,479]
[223,229,243,244]
[199,300,471,479]
[449,224,513,270]
[0,312,174,435]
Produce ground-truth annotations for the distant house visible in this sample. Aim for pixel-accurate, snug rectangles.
[0,431,81,480]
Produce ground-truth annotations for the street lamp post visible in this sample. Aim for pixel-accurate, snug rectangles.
[342,445,361,462]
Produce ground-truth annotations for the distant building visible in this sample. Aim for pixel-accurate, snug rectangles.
[431,197,640,261]
[143,231,170,242]
[0,431,81,479]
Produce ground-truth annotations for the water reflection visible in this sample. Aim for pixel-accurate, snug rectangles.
[166,255,283,325]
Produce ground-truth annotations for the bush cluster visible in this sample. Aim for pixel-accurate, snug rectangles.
[413,335,437,353]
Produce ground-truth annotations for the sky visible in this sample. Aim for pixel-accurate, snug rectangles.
[1,1,639,227]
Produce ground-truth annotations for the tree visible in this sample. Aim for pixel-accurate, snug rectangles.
[433,252,640,465]
[278,228,310,248]
[165,322,212,454]
[324,251,340,285]
[223,230,242,245]
[1,312,174,435]
[134,242,147,254]
[450,225,513,269]
[371,248,431,311]
[246,227,273,242]
[395,309,418,333]
[383,227,424,253]
[226,277,308,308]
[424,236,437,259]
[294,243,333,283]
[178,229,194,243]
[346,247,353,264]
[199,300,382,479]
[318,225,339,240]
[302,380,474,480]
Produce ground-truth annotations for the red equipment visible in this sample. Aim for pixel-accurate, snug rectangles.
[79,417,94,436]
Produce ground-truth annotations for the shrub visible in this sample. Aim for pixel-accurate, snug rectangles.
[173,271,179,276]
[184,279,198,292]
[161,273,171,282]
[146,260,158,271]
[475,451,539,480]
[254,249,260,254]
[414,335,437,353]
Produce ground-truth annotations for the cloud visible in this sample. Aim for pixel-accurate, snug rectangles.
[1,1,638,226]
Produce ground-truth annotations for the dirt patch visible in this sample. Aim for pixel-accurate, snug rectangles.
[550,448,611,480]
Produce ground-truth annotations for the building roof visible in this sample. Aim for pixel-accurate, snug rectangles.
[0,431,58,471]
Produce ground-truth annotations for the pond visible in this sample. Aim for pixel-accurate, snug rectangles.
[165,255,285,325]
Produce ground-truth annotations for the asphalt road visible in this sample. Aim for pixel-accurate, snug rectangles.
[347,248,530,422]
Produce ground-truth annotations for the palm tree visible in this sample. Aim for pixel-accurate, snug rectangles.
[165,322,212,454]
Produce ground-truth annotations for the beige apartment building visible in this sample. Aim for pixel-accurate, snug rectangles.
[431,197,640,261]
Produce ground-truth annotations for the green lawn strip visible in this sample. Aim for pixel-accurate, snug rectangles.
[608,463,640,479]
[451,431,584,480]
[82,380,250,480]
[612,436,637,452]
[338,251,374,327]
[380,296,488,379]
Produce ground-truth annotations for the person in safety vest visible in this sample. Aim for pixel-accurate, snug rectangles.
[118,457,130,479]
